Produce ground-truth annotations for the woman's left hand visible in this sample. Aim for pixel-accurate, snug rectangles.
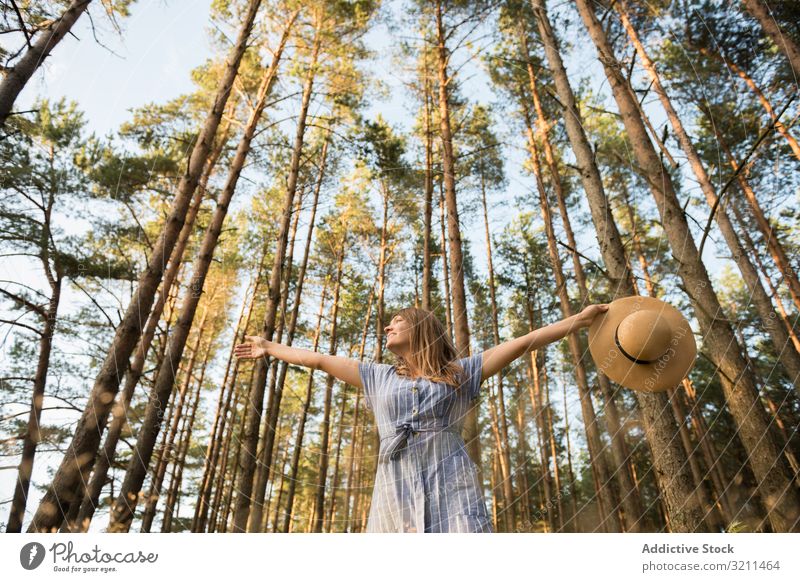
[577,303,610,328]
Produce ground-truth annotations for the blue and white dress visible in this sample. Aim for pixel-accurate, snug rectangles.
[358,351,493,532]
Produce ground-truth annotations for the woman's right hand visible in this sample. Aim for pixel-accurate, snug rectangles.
[234,335,272,360]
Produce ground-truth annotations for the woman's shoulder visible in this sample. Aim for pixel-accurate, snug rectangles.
[361,360,396,375]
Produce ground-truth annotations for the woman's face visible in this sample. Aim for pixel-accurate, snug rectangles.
[384,314,412,354]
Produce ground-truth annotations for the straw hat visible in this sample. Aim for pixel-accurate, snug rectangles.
[587,296,697,392]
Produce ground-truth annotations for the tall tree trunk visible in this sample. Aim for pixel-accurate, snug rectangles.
[325,382,350,530]
[26,0,263,533]
[667,383,726,533]
[78,114,232,533]
[0,0,92,125]
[162,335,211,532]
[213,366,252,531]
[313,246,346,532]
[512,381,533,527]
[490,442,500,530]
[485,380,509,528]
[681,377,737,522]
[530,0,710,533]
[374,187,390,363]
[342,287,375,531]
[232,14,318,533]
[480,170,516,531]
[6,162,63,531]
[562,372,580,530]
[250,167,306,531]
[728,195,800,354]
[220,378,250,531]
[250,128,328,531]
[521,99,622,532]
[108,34,284,531]
[574,0,800,532]
[731,320,800,482]
[6,277,61,533]
[268,440,290,531]
[193,257,264,532]
[144,306,211,532]
[543,368,565,530]
[711,127,800,316]
[437,180,453,339]
[740,0,800,78]
[520,25,646,531]
[422,51,435,311]
[434,0,481,472]
[282,279,330,531]
[615,0,800,396]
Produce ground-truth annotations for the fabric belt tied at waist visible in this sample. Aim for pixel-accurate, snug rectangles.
[379,422,460,463]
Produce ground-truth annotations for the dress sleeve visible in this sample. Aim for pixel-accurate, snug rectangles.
[358,360,380,411]
[458,351,484,400]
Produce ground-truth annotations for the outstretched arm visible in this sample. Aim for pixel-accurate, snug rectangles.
[234,335,363,389]
[481,304,609,382]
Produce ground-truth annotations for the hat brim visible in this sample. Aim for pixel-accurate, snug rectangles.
[587,296,697,392]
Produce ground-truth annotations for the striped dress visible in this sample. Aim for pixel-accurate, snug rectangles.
[358,351,493,533]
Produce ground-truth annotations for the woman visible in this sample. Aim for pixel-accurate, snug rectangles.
[234,303,609,532]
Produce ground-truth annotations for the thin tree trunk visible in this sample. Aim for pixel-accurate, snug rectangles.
[232,12,316,533]
[485,380,509,528]
[422,50,435,311]
[213,366,252,531]
[732,321,800,482]
[562,372,579,531]
[574,0,800,531]
[342,289,375,531]
[313,246,346,532]
[26,0,263,533]
[543,369,565,531]
[490,443,500,530]
[325,383,350,531]
[615,0,800,397]
[530,0,710,533]
[527,347,557,530]
[681,377,736,523]
[667,385,726,532]
[255,134,328,530]
[741,0,800,78]
[480,169,515,531]
[282,279,330,532]
[521,100,622,532]
[374,186,390,363]
[728,195,800,354]
[268,441,290,532]
[162,336,211,532]
[434,0,481,472]
[250,159,306,531]
[219,382,250,532]
[437,179,453,339]
[6,273,62,531]
[141,307,210,531]
[108,33,284,531]
[712,128,800,316]
[513,381,533,527]
[193,261,263,532]
[0,0,92,125]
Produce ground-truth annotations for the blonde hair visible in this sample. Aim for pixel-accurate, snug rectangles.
[391,307,465,388]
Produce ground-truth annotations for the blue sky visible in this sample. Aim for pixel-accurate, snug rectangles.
[15,0,216,136]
